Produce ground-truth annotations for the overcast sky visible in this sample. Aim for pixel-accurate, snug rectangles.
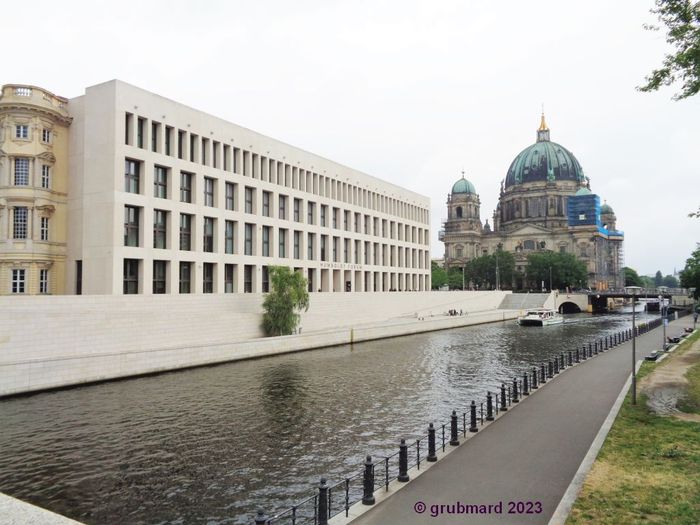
[5,0,698,276]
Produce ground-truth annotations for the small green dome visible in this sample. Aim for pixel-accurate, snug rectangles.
[575,187,592,196]
[452,177,476,195]
[600,202,614,214]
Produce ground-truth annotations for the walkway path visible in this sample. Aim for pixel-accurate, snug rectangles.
[349,316,695,525]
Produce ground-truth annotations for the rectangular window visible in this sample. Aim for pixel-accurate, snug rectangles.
[226,182,236,210]
[136,118,145,148]
[278,195,287,220]
[165,126,173,156]
[179,213,192,250]
[203,217,215,252]
[245,187,254,213]
[41,165,50,189]
[279,228,287,258]
[76,261,82,295]
[180,172,193,203]
[244,265,253,293]
[153,210,167,249]
[244,223,253,255]
[225,220,235,254]
[262,191,271,217]
[14,158,29,186]
[333,236,339,262]
[262,266,269,293]
[179,262,191,293]
[125,113,133,144]
[42,129,51,143]
[11,269,25,294]
[307,201,315,225]
[203,263,214,293]
[40,269,49,294]
[125,159,140,193]
[308,233,315,260]
[294,231,301,259]
[151,122,159,152]
[344,210,350,231]
[294,198,301,222]
[124,206,140,246]
[332,208,338,229]
[204,177,215,207]
[40,217,49,241]
[320,235,327,261]
[225,264,235,293]
[153,260,166,294]
[344,238,349,263]
[123,259,139,294]
[154,166,168,198]
[15,125,28,139]
[262,226,270,257]
[13,207,28,239]
[321,205,327,227]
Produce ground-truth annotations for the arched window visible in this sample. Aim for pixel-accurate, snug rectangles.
[456,206,463,218]
[523,240,535,250]
[455,246,464,258]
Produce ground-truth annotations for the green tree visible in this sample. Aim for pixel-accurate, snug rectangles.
[262,266,310,336]
[680,245,700,298]
[640,275,656,289]
[655,270,664,286]
[638,0,700,100]
[624,266,644,287]
[465,249,516,290]
[526,252,588,290]
[447,267,465,290]
[663,274,680,287]
[431,260,448,289]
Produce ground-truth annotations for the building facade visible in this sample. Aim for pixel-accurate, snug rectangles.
[440,115,624,290]
[1,80,431,295]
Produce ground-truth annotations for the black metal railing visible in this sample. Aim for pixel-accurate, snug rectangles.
[251,315,679,524]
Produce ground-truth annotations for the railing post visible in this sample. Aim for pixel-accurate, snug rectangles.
[531,367,538,389]
[254,510,269,525]
[362,456,376,505]
[486,391,494,420]
[398,440,409,482]
[450,410,460,446]
[575,347,580,363]
[594,340,598,355]
[427,423,437,462]
[523,372,529,395]
[560,352,566,369]
[500,383,508,411]
[568,350,573,366]
[588,342,592,358]
[548,360,554,378]
[318,478,329,525]
[553,356,559,374]
[512,377,519,403]
[540,363,546,383]
[470,400,478,432]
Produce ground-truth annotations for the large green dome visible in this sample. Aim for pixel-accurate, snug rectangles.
[505,117,585,188]
[600,202,614,214]
[452,176,476,195]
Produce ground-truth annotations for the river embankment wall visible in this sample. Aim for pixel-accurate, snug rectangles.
[0,291,515,397]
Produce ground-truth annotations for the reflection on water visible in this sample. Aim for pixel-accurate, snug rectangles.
[0,312,653,524]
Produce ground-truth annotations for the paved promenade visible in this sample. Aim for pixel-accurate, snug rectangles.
[350,316,695,525]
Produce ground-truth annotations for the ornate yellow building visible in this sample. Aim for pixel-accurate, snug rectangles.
[0,85,72,294]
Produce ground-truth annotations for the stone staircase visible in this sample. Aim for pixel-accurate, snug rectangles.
[498,293,552,310]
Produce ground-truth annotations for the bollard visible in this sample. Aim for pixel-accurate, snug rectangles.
[523,372,529,395]
[512,377,519,403]
[427,424,437,462]
[500,383,508,411]
[548,360,554,378]
[362,456,376,504]
[486,391,494,421]
[582,345,587,360]
[540,363,546,383]
[450,410,460,446]
[553,357,559,374]
[531,367,538,389]
[398,440,410,482]
[560,352,566,369]
[318,478,329,525]
[470,400,478,432]
[254,510,269,525]
[568,350,573,366]
[594,340,598,355]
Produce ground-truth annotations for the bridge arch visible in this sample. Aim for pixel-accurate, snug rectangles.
[558,301,582,314]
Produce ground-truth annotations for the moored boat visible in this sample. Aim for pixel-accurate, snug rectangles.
[517,308,564,326]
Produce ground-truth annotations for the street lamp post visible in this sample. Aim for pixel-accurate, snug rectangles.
[632,293,637,405]
[462,264,465,291]
[660,295,666,350]
[549,266,553,293]
[496,252,500,290]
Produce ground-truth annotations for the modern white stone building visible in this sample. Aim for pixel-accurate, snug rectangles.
[2,80,431,295]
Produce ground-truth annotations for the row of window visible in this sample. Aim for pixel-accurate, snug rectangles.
[124,112,429,224]
[8,158,52,189]
[124,206,429,268]
[125,160,428,244]
[9,268,49,294]
[12,124,52,143]
[8,208,50,240]
[123,259,428,295]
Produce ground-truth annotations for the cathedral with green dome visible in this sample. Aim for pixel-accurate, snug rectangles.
[440,115,624,290]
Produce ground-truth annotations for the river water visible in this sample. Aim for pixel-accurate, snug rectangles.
[0,311,653,524]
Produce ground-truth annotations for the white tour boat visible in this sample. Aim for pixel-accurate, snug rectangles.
[517,308,564,326]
